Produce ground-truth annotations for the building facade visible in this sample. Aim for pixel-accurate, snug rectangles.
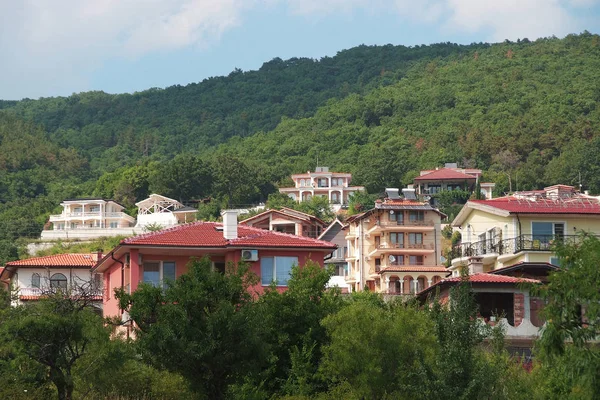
[135,194,197,228]
[278,167,365,212]
[93,211,336,320]
[449,184,600,275]
[318,219,350,291]
[239,207,327,239]
[42,198,136,240]
[344,190,447,294]
[414,163,494,200]
[0,253,102,307]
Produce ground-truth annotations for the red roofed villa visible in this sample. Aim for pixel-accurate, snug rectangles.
[1,253,102,306]
[93,210,337,320]
[414,162,495,200]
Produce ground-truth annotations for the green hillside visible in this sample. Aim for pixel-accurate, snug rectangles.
[2,32,600,261]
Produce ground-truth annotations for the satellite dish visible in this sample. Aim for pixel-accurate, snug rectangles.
[390,210,395,214]
[440,256,447,263]
[389,255,396,263]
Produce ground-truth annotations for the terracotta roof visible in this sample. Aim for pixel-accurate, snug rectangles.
[19,295,102,301]
[121,221,336,249]
[469,196,600,215]
[5,253,97,267]
[414,168,477,181]
[240,207,325,226]
[379,265,448,273]
[442,273,540,284]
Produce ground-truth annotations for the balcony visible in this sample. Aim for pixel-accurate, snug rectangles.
[49,211,130,221]
[375,219,435,227]
[450,234,586,261]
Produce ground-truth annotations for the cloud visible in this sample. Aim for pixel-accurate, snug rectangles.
[0,0,596,99]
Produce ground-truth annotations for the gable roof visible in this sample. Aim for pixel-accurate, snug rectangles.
[5,253,98,268]
[417,273,540,299]
[414,168,477,181]
[240,207,325,226]
[119,221,336,249]
[318,219,346,241]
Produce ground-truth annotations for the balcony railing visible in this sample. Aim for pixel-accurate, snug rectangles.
[378,243,434,250]
[376,220,435,227]
[450,234,586,260]
[50,211,129,219]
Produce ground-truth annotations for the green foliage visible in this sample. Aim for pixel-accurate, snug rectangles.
[347,190,377,215]
[295,196,335,223]
[117,257,267,399]
[441,224,453,239]
[266,192,296,210]
[320,299,437,399]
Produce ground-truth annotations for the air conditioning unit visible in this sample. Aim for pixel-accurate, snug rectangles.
[241,249,259,262]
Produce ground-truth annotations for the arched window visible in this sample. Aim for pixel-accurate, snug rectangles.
[50,273,68,290]
[31,273,40,288]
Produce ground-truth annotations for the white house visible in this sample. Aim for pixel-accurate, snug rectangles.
[0,253,102,308]
[42,198,136,240]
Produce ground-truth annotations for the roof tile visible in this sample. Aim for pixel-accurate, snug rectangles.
[470,196,600,214]
[5,254,97,267]
[414,168,477,181]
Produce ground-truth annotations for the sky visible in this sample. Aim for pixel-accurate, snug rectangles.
[1,0,600,100]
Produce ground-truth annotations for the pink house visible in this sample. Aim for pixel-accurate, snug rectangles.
[94,211,337,319]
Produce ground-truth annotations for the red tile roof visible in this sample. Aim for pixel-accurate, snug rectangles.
[469,196,600,214]
[5,253,97,267]
[379,265,448,273]
[414,168,477,181]
[441,273,540,284]
[121,222,337,249]
[417,273,541,299]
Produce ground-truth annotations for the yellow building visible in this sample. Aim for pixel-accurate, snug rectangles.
[345,188,447,295]
[450,185,600,275]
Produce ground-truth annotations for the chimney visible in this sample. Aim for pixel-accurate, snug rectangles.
[221,210,238,240]
[467,256,484,275]
[96,250,103,262]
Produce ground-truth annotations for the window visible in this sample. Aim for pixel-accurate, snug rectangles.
[532,222,565,243]
[428,185,441,194]
[409,233,423,245]
[261,256,298,286]
[143,261,176,289]
[331,192,340,204]
[31,273,40,288]
[50,273,68,290]
[318,178,328,188]
[550,257,562,267]
[90,206,100,212]
[409,211,424,222]
[390,232,404,248]
[409,255,424,265]
[110,222,118,228]
[389,211,397,221]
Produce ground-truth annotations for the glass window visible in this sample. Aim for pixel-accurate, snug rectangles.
[390,232,404,247]
[261,256,298,286]
[50,273,67,289]
[409,211,424,222]
[550,257,562,267]
[409,255,423,265]
[163,262,176,289]
[532,222,553,241]
[31,273,40,288]
[389,211,397,221]
[409,233,423,245]
[143,262,160,287]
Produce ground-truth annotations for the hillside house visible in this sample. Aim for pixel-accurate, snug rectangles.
[345,188,447,294]
[135,194,197,228]
[93,211,337,321]
[239,207,327,238]
[318,219,350,291]
[0,253,103,307]
[414,163,494,199]
[278,167,365,212]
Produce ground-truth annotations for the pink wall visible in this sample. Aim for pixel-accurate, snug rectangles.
[101,248,327,318]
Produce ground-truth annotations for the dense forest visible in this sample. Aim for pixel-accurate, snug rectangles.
[2,33,600,260]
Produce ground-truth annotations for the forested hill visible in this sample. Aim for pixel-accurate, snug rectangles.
[1,42,481,172]
[1,33,600,261]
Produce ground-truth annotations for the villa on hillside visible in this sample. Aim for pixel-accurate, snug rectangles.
[0,253,103,308]
[318,219,350,291]
[414,163,495,200]
[278,167,365,212]
[93,210,336,324]
[41,194,198,241]
[344,187,447,294]
[448,184,600,274]
[239,207,327,239]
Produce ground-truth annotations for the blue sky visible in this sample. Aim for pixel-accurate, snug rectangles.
[1,0,599,100]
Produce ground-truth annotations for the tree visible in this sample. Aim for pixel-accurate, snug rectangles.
[149,154,213,203]
[212,154,261,207]
[296,196,335,223]
[491,150,520,193]
[116,257,268,399]
[347,191,377,215]
[320,296,437,399]
[0,283,107,400]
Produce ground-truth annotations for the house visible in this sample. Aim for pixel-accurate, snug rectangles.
[449,184,600,275]
[318,219,350,291]
[93,210,337,320]
[278,167,365,212]
[239,207,327,239]
[135,194,198,229]
[344,188,447,294]
[42,198,136,240]
[0,253,103,307]
[414,163,494,199]
[417,257,555,347]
